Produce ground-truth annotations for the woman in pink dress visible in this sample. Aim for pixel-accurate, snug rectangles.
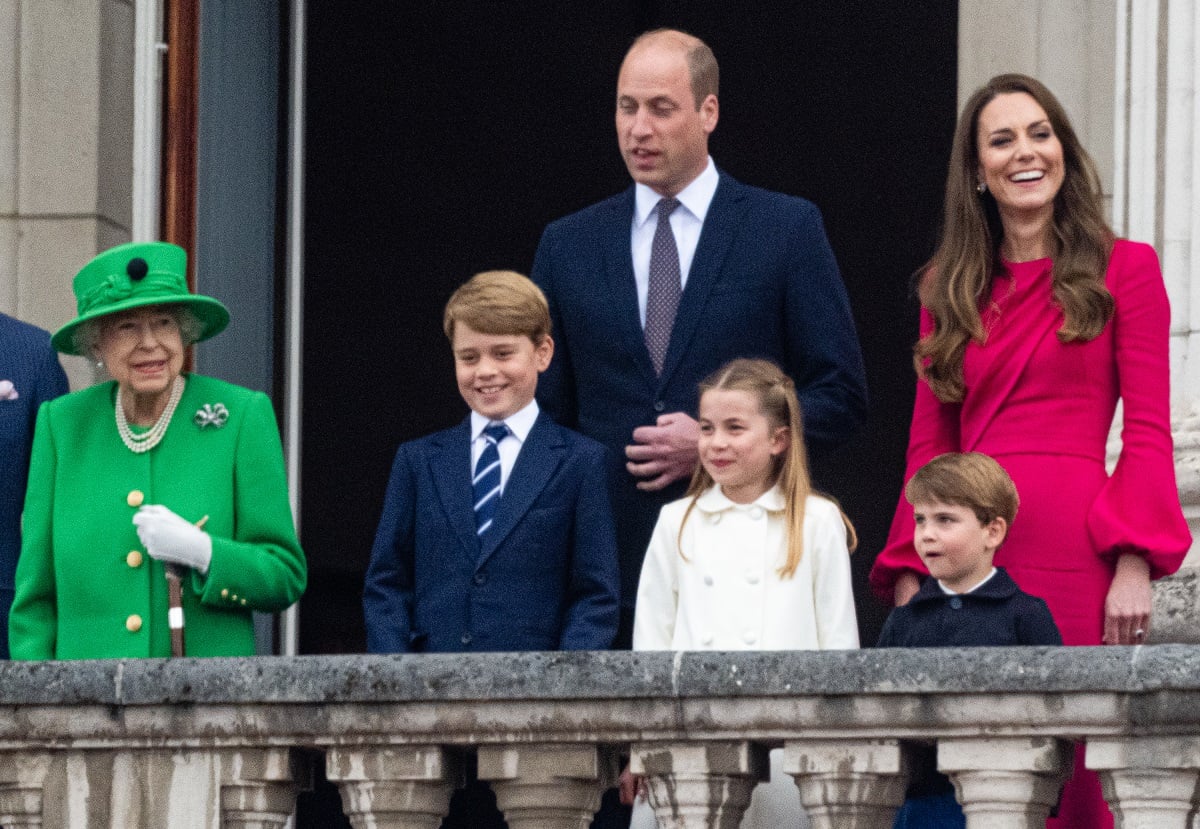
[870,74,1191,828]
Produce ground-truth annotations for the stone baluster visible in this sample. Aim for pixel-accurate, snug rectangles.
[631,740,767,829]
[326,746,458,829]
[0,752,50,828]
[477,743,617,829]
[781,739,908,829]
[937,737,1071,829]
[219,748,303,829]
[1087,737,1200,828]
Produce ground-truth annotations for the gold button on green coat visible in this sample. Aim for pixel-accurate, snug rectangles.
[126,550,143,568]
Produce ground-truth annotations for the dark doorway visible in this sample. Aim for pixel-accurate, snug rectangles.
[300,2,959,657]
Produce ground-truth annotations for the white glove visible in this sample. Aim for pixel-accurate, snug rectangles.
[133,505,213,575]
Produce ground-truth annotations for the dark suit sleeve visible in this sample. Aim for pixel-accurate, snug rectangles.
[31,344,68,416]
[531,225,577,428]
[784,202,868,456]
[1016,596,1063,646]
[363,444,419,653]
[558,442,620,649]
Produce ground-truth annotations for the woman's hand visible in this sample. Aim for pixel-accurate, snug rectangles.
[618,764,646,806]
[894,571,921,606]
[1103,553,1152,645]
[133,505,213,575]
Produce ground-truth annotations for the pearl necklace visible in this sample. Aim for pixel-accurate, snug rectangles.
[115,376,185,454]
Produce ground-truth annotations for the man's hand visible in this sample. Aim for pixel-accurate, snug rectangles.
[625,412,700,491]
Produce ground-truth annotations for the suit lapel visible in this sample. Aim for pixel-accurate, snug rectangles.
[478,413,564,564]
[429,419,481,561]
[602,188,659,383]
[659,173,747,387]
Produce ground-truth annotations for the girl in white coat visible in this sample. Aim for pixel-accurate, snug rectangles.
[628,358,860,828]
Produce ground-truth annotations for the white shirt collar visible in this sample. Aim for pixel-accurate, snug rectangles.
[937,567,998,595]
[470,398,539,443]
[694,483,786,514]
[633,157,719,228]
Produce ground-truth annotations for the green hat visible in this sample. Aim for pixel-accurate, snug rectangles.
[52,241,230,355]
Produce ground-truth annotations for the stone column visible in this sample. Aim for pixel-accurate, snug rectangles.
[630,741,767,829]
[326,746,458,829]
[938,737,1071,829]
[0,751,51,827]
[1115,0,1200,643]
[780,739,908,829]
[0,0,135,387]
[1087,737,1200,827]
[477,743,617,829]
[219,748,303,829]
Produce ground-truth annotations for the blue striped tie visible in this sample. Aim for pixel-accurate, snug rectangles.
[473,422,509,535]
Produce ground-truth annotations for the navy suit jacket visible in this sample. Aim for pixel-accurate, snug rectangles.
[363,411,619,653]
[0,313,68,659]
[532,172,867,607]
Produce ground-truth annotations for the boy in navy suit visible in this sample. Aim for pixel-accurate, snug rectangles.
[364,269,619,652]
[363,270,620,827]
[877,452,1061,828]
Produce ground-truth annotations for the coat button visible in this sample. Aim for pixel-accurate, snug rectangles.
[701,634,713,646]
[703,575,714,586]
[473,572,487,586]
[221,589,229,598]
[710,513,722,524]
[745,570,760,584]
[461,633,473,646]
[653,400,665,412]
[126,551,143,568]
[743,631,757,645]
[126,614,142,633]
[127,490,145,507]
[950,597,963,610]
[749,507,764,520]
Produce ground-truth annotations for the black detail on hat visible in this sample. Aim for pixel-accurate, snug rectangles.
[126,257,149,281]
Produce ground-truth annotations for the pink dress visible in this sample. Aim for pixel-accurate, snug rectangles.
[871,240,1191,828]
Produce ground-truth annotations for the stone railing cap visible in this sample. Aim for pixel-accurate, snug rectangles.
[1,646,1198,706]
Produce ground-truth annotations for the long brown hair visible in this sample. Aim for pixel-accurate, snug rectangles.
[679,358,857,578]
[917,73,1114,402]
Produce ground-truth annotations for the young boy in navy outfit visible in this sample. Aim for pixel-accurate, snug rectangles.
[877,452,1061,829]
[363,270,620,827]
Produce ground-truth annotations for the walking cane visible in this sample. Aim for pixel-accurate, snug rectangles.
[165,514,208,658]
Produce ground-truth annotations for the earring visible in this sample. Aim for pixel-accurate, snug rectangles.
[976,181,987,194]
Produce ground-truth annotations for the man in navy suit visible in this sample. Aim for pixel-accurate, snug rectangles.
[0,312,68,659]
[533,29,868,648]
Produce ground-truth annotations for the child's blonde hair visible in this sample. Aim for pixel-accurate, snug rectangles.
[680,358,857,578]
[443,270,551,344]
[905,452,1019,527]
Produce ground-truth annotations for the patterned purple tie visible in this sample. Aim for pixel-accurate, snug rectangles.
[645,197,682,375]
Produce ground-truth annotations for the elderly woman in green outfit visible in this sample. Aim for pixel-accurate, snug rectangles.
[9,241,306,659]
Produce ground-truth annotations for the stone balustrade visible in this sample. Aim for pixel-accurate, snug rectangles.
[2,647,1200,827]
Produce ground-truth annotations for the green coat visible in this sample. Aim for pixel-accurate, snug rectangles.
[9,374,306,659]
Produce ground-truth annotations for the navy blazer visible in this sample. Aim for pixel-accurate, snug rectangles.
[0,313,68,659]
[876,568,1063,648]
[532,172,867,606]
[363,412,619,653]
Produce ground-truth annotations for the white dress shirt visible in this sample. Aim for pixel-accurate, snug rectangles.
[630,157,720,327]
[469,399,539,494]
